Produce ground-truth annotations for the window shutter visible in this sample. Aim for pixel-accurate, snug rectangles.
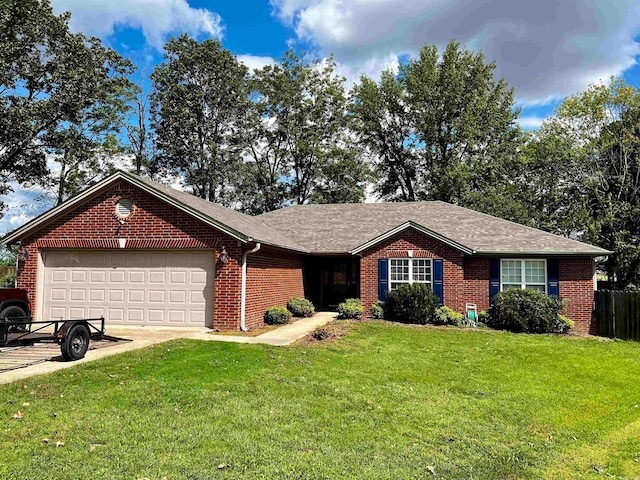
[490,258,500,303]
[547,258,559,297]
[433,259,444,305]
[378,258,388,301]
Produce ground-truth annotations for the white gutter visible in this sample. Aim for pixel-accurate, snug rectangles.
[240,243,261,332]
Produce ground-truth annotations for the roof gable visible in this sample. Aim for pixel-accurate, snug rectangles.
[3,172,309,253]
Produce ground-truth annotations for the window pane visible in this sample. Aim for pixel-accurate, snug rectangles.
[390,259,410,282]
[524,260,546,284]
[526,284,546,292]
[503,284,521,291]
[501,260,522,284]
[412,259,431,283]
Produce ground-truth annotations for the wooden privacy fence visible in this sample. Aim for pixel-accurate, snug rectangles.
[595,290,640,340]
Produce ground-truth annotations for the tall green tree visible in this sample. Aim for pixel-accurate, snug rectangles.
[351,40,522,207]
[241,51,368,213]
[150,35,249,205]
[529,78,640,287]
[0,0,133,212]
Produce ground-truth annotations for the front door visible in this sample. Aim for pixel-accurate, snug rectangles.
[321,260,359,309]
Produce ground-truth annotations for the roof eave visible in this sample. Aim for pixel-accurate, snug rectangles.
[2,171,252,246]
[473,250,614,257]
[349,221,476,256]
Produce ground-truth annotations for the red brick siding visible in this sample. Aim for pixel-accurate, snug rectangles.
[463,257,491,312]
[559,257,595,334]
[245,250,305,330]
[16,179,244,330]
[359,228,596,333]
[360,228,465,314]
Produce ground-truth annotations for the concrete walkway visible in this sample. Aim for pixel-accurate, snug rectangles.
[0,312,336,385]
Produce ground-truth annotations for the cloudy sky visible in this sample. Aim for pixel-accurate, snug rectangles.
[4,0,640,232]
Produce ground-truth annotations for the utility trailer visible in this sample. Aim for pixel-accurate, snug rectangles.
[0,317,128,361]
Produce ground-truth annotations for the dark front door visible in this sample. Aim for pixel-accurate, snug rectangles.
[304,257,360,310]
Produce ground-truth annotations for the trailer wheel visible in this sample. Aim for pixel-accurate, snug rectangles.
[0,305,28,332]
[61,324,90,361]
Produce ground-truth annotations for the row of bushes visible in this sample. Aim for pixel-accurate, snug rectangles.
[364,284,573,334]
[264,297,316,325]
[264,286,575,335]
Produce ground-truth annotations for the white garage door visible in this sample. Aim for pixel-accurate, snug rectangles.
[40,250,214,326]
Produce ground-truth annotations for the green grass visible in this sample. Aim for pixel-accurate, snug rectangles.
[3,321,640,479]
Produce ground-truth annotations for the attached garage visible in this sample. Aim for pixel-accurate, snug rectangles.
[39,250,215,327]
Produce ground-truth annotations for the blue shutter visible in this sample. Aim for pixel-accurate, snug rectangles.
[547,258,559,297]
[489,258,500,304]
[433,259,444,305]
[378,259,388,301]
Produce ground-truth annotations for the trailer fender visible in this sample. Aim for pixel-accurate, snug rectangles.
[56,320,90,341]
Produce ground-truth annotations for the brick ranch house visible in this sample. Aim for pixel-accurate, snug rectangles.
[3,171,611,334]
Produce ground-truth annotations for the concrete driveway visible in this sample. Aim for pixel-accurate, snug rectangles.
[0,313,336,385]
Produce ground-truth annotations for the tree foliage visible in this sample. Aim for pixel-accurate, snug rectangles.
[241,51,368,213]
[150,35,249,205]
[0,0,133,211]
[351,40,522,208]
[527,78,640,287]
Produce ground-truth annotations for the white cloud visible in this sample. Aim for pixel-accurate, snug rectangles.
[51,0,224,49]
[271,0,640,105]
[237,54,276,72]
[517,116,546,131]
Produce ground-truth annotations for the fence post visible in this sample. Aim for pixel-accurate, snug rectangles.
[612,291,616,340]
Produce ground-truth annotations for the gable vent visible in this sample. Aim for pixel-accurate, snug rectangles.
[116,198,133,219]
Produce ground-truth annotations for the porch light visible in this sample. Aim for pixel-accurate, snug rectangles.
[219,246,229,264]
[18,247,29,262]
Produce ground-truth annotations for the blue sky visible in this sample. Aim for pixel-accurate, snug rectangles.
[4,0,640,232]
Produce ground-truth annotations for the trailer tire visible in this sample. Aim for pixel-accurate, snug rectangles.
[61,324,90,361]
[0,305,28,332]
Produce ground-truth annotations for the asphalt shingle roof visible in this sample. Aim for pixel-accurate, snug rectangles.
[131,174,310,253]
[259,201,611,256]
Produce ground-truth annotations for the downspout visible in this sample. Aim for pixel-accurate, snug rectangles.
[240,243,261,331]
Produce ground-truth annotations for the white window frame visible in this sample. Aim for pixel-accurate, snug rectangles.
[500,258,547,293]
[388,258,433,291]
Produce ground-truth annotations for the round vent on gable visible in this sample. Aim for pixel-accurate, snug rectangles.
[115,198,134,219]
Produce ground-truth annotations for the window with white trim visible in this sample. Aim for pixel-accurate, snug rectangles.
[500,259,547,293]
[389,258,432,290]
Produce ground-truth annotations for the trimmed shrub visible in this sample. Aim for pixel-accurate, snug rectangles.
[384,283,439,325]
[311,324,338,341]
[337,298,364,319]
[553,315,575,334]
[264,306,292,325]
[486,288,568,334]
[433,306,464,326]
[477,310,489,325]
[287,297,315,318]
[370,301,385,319]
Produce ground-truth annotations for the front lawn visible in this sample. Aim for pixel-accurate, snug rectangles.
[3,321,640,479]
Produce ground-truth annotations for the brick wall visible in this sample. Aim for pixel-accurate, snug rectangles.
[360,228,465,314]
[559,257,595,334]
[463,257,491,312]
[16,179,244,330]
[244,249,305,330]
[359,228,596,333]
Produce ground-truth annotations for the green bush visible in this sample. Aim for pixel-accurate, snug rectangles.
[486,288,569,334]
[553,315,575,334]
[337,298,364,319]
[287,297,315,318]
[264,306,292,325]
[433,306,464,326]
[384,283,439,325]
[370,301,385,319]
[477,310,489,325]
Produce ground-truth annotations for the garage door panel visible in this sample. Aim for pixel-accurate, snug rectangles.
[42,250,214,326]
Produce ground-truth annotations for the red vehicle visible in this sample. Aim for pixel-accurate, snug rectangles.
[0,287,31,322]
